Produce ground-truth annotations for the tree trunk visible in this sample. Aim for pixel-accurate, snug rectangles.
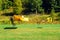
[36,9,37,14]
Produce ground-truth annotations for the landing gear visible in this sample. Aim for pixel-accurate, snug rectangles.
[4,17,17,29]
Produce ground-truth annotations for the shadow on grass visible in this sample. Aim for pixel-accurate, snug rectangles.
[4,27,17,29]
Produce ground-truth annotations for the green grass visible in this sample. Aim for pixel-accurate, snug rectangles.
[0,24,60,40]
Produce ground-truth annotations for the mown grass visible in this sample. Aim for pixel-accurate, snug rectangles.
[0,24,60,40]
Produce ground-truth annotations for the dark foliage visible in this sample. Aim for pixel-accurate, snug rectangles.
[42,0,52,14]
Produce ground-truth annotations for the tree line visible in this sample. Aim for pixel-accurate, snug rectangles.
[0,0,60,15]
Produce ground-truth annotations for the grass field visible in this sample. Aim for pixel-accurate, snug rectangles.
[0,24,60,40]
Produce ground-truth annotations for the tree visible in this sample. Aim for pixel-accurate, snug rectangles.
[32,0,43,14]
[0,0,2,10]
[7,0,13,7]
[2,0,9,9]
[13,0,23,14]
[22,0,43,14]
[21,0,32,14]
[42,0,52,14]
